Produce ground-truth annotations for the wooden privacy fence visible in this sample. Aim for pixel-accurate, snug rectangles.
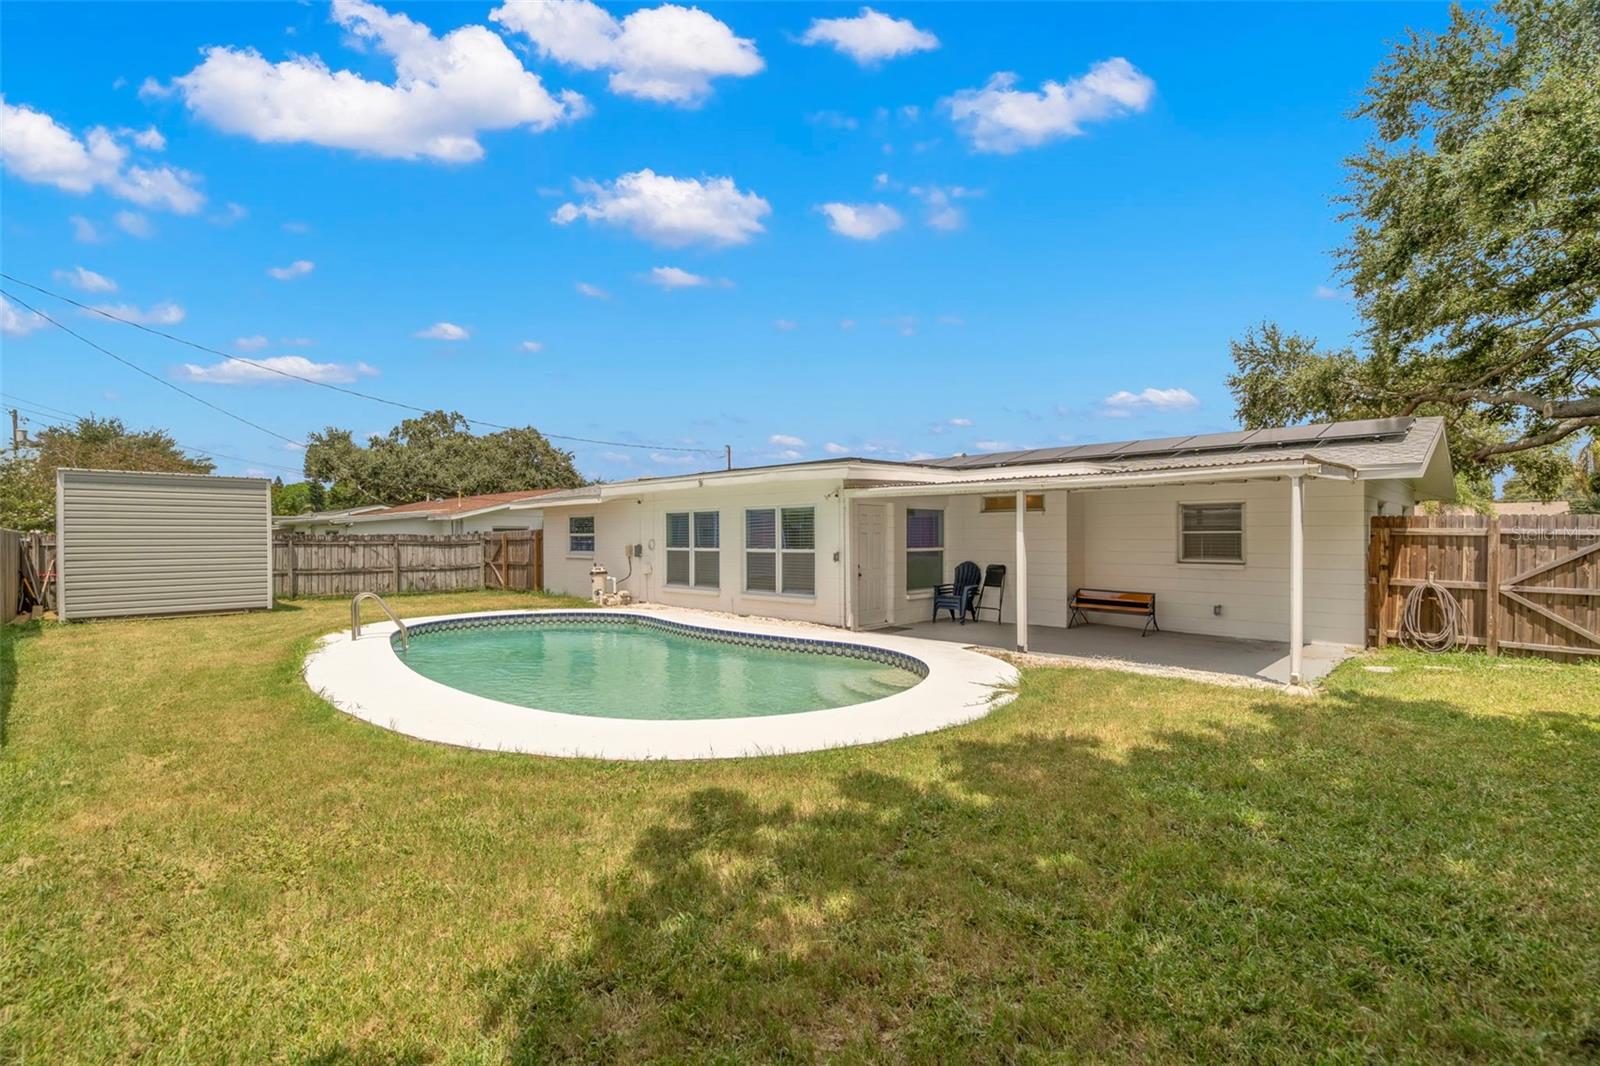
[274,530,543,598]
[1368,514,1600,662]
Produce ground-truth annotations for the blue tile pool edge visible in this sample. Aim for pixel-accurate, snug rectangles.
[393,610,931,679]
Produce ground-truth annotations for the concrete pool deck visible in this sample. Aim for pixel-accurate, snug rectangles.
[303,606,1019,761]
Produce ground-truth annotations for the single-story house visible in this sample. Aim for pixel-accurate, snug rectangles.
[275,489,556,535]
[526,416,1453,685]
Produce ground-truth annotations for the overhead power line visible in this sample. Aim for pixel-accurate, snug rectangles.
[0,289,305,447]
[2,395,305,475]
[1,272,721,455]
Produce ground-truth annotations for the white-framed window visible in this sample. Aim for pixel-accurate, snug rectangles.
[1178,503,1245,564]
[666,511,720,589]
[745,506,815,595]
[906,507,944,591]
[980,493,1045,513]
[568,515,595,555]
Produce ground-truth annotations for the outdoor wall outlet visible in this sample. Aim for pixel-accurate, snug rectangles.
[1213,604,1224,616]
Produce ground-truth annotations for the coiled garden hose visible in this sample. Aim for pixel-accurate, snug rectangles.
[1399,572,1462,653]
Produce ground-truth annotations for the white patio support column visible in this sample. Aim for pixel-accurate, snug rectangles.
[1288,475,1305,686]
[1014,488,1029,652]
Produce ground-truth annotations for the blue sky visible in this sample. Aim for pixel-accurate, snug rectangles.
[0,1,1452,482]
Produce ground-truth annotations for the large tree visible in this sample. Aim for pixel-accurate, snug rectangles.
[1228,0,1600,499]
[301,410,585,507]
[0,416,215,531]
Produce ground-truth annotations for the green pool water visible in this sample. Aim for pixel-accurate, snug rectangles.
[396,619,923,720]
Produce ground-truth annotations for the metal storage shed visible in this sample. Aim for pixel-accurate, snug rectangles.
[56,468,273,620]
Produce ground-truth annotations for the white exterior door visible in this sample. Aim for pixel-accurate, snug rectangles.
[854,504,890,628]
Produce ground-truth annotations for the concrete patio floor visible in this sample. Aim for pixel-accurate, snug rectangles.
[895,619,1353,688]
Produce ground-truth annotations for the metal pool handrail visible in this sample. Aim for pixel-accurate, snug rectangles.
[351,591,409,651]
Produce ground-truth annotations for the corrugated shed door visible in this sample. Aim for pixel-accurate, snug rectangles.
[57,469,273,620]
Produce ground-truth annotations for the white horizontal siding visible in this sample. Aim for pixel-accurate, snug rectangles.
[58,469,272,620]
[1073,478,1367,644]
[537,478,847,626]
[885,492,1069,627]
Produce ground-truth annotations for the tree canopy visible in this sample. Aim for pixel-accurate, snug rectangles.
[0,416,215,531]
[301,410,585,508]
[1228,0,1600,501]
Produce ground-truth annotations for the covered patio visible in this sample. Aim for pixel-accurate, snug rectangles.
[899,618,1352,687]
[845,459,1371,688]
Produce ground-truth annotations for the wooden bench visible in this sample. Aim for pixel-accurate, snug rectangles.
[1069,588,1159,636]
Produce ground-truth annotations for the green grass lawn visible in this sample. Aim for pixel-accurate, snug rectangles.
[3,591,1598,1062]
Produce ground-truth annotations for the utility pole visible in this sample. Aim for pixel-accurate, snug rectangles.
[10,409,27,454]
[725,444,732,470]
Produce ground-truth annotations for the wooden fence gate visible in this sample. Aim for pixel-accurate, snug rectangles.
[1368,514,1600,662]
[274,530,543,598]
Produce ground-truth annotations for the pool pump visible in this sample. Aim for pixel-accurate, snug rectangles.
[589,563,634,607]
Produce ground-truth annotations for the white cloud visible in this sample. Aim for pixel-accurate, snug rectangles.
[519,340,543,353]
[179,354,380,385]
[0,296,47,338]
[769,433,805,447]
[947,417,972,427]
[130,126,166,151]
[267,259,315,281]
[944,58,1155,154]
[414,321,469,340]
[911,184,980,231]
[555,169,770,248]
[86,300,185,325]
[937,314,965,327]
[807,110,858,131]
[650,451,697,465]
[282,221,312,234]
[575,281,609,298]
[817,201,903,240]
[69,215,102,243]
[0,97,204,212]
[235,334,270,350]
[166,0,586,164]
[823,442,849,455]
[647,265,708,288]
[974,440,1010,452]
[1101,386,1199,416]
[491,0,762,107]
[281,336,314,346]
[884,314,916,336]
[214,201,248,225]
[645,265,729,289]
[839,318,857,330]
[799,7,938,66]
[1314,284,1349,301]
[114,210,152,237]
[773,318,797,331]
[53,266,117,293]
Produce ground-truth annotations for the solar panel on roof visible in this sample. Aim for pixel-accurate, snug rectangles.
[1062,441,1129,460]
[1110,434,1198,458]
[1241,424,1329,447]
[1313,416,1413,440]
[1176,429,1257,453]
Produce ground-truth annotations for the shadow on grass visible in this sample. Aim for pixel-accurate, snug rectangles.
[477,688,1600,1062]
[0,619,41,748]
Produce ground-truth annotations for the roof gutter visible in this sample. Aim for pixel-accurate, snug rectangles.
[845,458,1356,498]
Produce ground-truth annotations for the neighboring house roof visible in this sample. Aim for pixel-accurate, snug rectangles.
[339,488,561,524]
[530,416,1455,505]
[272,504,386,526]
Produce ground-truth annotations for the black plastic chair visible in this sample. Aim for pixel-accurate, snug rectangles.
[932,560,982,623]
[971,564,1007,622]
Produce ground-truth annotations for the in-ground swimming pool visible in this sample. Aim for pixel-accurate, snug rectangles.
[397,613,923,719]
[305,608,1017,760]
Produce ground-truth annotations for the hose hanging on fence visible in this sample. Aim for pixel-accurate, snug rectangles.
[1399,570,1462,653]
